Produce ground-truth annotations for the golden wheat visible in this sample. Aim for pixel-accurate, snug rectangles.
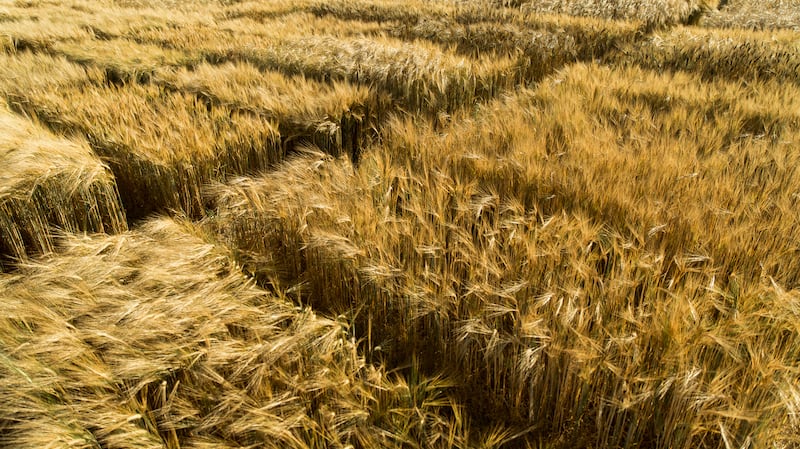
[519,0,715,27]
[0,16,90,52]
[0,217,495,448]
[2,0,193,42]
[210,61,800,447]
[52,38,197,84]
[6,76,281,219]
[0,102,126,269]
[2,0,799,447]
[611,25,800,84]
[310,0,642,61]
[230,35,519,114]
[133,25,519,114]
[701,0,800,31]
[0,3,22,21]
[80,6,198,39]
[307,0,452,24]
[0,52,101,97]
[126,23,231,55]
[218,12,391,39]
[219,0,318,22]
[153,61,374,159]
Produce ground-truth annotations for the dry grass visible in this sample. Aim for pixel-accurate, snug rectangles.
[0,218,481,448]
[0,102,126,269]
[210,62,800,448]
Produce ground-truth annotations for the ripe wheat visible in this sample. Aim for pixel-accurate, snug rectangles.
[0,102,126,269]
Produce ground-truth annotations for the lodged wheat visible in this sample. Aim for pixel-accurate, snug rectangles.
[153,61,375,159]
[0,102,126,269]
[0,217,495,448]
[211,62,800,447]
[217,0,312,22]
[0,16,90,53]
[610,26,800,85]
[701,0,800,31]
[52,38,197,84]
[2,0,799,447]
[0,52,102,96]
[131,24,518,115]
[519,0,715,27]
[309,0,642,80]
[12,83,280,219]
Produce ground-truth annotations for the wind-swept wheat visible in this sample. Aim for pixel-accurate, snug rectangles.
[210,61,800,447]
[0,217,484,448]
[0,102,126,269]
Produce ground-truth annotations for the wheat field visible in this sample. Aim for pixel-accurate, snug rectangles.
[1,0,799,448]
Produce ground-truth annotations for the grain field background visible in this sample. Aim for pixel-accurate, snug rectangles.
[0,0,799,448]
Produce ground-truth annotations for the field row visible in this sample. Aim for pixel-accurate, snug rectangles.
[2,0,799,86]
[0,51,373,224]
[1,0,799,447]
[0,218,483,448]
[3,0,797,39]
[0,0,795,241]
[208,62,800,448]
[0,101,125,268]
[2,57,798,446]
